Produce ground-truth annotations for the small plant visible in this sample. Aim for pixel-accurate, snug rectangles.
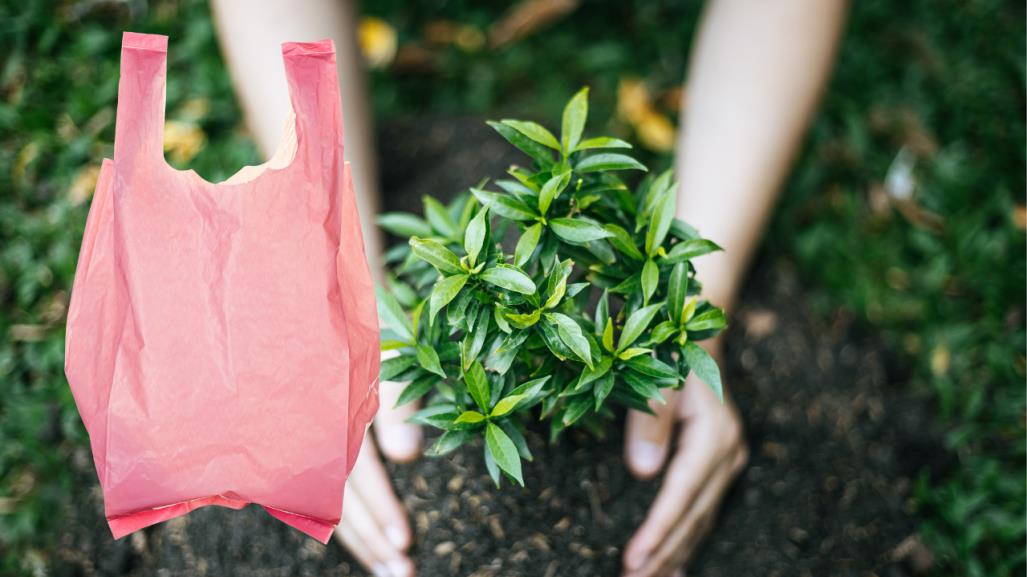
[376,88,725,487]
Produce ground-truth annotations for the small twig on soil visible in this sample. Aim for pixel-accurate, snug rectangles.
[581,479,611,527]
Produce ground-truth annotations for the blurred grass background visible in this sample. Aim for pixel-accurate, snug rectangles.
[0,0,1023,575]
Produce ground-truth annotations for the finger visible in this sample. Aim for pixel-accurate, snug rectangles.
[622,420,720,573]
[336,519,415,577]
[633,455,737,577]
[335,521,386,576]
[341,487,414,577]
[350,437,412,551]
[374,379,423,462]
[624,391,678,479]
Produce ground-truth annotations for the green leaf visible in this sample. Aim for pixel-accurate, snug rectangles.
[626,355,681,381]
[395,375,435,407]
[487,331,531,375]
[668,262,689,326]
[617,302,664,352]
[497,179,537,197]
[381,354,416,381]
[593,372,615,410]
[649,320,678,345]
[538,169,571,215]
[549,217,612,243]
[686,308,727,332]
[484,439,502,488]
[472,188,539,221]
[376,285,414,342]
[575,153,647,173]
[602,318,615,352]
[461,305,491,371]
[680,297,698,325]
[617,347,652,360]
[447,288,474,328]
[514,223,543,268]
[641,259,659,305]
[545,313,593,369]
[499,421,533,461]
[408,405,460,429]
[410,237,463,275]
[562,394,592,427]
[623,371,667,405]
[490,394,528,418]
[501,119,561,151]
[506,375,551,400]
[573,136,632,152]
[645,187,677,256]
[429,274,469,325]
[663,239,723,264]
[603,223,645,261]
[682,342,723,402]
[377,212,433,237]
[425,430,475,456]
[595,290,610,337]
[638,169,673,229]
[543,258,573,310]
[669,219,699,242]
[479,264,536,295]
[574,355,613,390]
[561,86,589,152]
[455,410,486,424]
[464,360,491,412]
[494,304,512,333]
[423,195,458,239]
[416,344,446,378]
[487,120,554,167]
[486,422,524,486]
[505,308,542,327]
[464,205,489,266]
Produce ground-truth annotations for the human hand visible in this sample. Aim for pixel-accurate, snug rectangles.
[621,337,748,577]
[333,380,423,577]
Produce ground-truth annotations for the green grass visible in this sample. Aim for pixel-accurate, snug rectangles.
[1,1,1023,575]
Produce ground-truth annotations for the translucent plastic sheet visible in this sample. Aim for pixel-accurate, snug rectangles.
[64,32,380,543]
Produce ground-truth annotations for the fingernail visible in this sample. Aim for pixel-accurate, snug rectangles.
[631,440,664,473]
[372,562,392,577]
[387,559,412,577]
[386,525,407,549]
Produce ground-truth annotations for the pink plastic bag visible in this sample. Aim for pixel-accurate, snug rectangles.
[64,32,380,543]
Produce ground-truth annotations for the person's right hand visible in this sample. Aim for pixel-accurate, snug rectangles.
[334,379,424,577]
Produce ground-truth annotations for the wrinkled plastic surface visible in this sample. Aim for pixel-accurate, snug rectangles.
[64,32,380,543]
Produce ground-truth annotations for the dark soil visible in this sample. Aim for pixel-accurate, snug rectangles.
[51,119,951,577]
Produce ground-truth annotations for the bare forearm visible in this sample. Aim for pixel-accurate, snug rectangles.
[676,0,848,309]
[211,0,384,281]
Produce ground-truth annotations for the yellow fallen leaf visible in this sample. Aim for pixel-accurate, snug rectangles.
[454,25,486,52]
[68,164,101,206]
[930,344,950,377]
[13,142,39,184]
[359,17,398,69]
[163,120,206,165]
[617,77,650,125]
[636,109,676,152]
[178,97,211,121]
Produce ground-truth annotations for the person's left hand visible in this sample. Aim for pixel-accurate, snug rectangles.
[621,338,748,577]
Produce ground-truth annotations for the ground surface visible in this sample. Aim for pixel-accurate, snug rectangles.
[52,120,950,577]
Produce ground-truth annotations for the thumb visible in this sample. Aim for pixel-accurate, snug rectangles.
[374,350,423,462]
[624,391,678,479]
